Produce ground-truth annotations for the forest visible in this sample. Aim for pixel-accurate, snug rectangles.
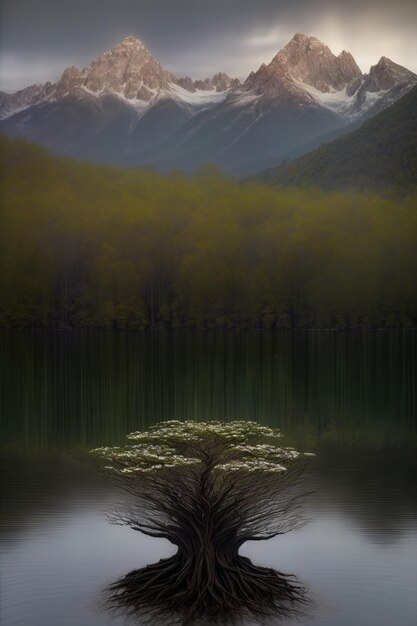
[1,135,417,329]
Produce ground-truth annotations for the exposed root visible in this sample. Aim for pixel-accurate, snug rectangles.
[94,422,314,624]
[107,550,307,625]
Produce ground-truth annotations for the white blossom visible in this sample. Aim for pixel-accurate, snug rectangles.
[90,420,312,476]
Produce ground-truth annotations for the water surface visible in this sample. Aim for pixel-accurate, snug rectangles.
[1,331,416,625]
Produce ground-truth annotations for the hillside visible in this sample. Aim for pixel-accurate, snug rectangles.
[262,86,417,189]
[1,135,417,329]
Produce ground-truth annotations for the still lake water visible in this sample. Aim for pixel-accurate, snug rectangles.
[1,331,416,625]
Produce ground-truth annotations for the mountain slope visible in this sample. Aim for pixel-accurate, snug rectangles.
[261,85,417,189]
[142,97,344,174]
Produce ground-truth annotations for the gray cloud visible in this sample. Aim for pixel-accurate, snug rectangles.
[1,0,416,91]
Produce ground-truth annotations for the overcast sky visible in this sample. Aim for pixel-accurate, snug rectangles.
[1,0,416,92]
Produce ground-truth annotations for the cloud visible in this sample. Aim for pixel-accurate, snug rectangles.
[0,0,416,91]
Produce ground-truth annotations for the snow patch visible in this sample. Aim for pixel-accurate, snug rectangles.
[293,78,355,116]
[107,90,154,114]
[0,104,32,119]
[229,90,261,107]
[167,83,228,107]
[361,90,385,107]
[75,86,153,117]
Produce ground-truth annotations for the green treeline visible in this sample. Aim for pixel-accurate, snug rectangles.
[1,136,417,329]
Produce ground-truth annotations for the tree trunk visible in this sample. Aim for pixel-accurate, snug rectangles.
[108,505,305,624]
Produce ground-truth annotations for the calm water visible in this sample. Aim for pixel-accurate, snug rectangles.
[1,331,416,625]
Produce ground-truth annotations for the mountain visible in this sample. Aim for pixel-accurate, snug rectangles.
[0,83,52,118]
[145,34,362,173]
[1,33,416,173]
[0,36,238,116]
[247,33,362,97]
[261,85,417,190]
[0,36,238,161]
[127,34,416,173]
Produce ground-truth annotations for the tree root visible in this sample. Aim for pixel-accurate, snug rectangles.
[107,551,307,625]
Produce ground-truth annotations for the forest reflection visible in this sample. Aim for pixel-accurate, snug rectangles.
[1,330,415,450]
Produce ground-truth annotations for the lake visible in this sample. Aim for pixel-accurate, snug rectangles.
[1,331,416,625]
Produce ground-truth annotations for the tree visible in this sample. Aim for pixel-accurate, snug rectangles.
[91,420,315,623]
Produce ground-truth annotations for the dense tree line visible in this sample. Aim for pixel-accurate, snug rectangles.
[1,136,416,329]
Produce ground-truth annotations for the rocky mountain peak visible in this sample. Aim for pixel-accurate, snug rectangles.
[269,33,362,93]
[338,50,358,67]
[278,33,332,60]
[364,56,417,92]
[56,36,240,101]
[211,72,241,91]
[177,72,240,93]
[114,35,146,49]
[0,84,44,119]
[194,72,240,92]
[291,32,310,45]
[243,33,363,103]
[55,66,82,97]
[88,35,150,68]
[77,36,176,99]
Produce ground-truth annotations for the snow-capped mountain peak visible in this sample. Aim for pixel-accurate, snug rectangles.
[267,33,363,93]
[71,35,175,100]
[240,33,416,121]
